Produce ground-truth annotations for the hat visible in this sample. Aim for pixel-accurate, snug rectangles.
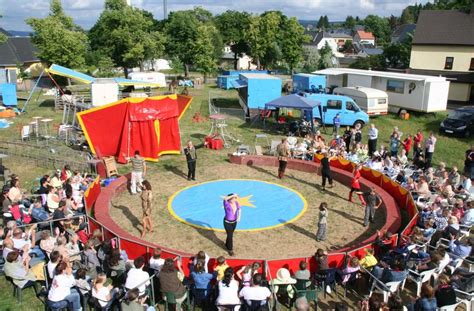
[274,268,296,284]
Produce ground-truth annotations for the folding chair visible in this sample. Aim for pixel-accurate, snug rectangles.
[369,280,403,303]
[20,125,31,141]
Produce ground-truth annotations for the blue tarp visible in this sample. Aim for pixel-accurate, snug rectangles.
[265,94,320,110]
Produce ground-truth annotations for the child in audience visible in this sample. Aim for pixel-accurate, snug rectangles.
[214,256,229,281]
[75,268,91,296]
[149,248,165,274]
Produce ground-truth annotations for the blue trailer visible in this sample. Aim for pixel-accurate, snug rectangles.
[292,73,326,93]
[217,70,270,90]
[0,83,18,107]
[232,73,282,114]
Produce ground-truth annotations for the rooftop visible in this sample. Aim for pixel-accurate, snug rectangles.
[241,73,280,80]
[313,68,448,82]
[413,10,474,46]
[0,37,39,66]
[356,30,375,40]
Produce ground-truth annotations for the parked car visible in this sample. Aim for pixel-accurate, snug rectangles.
[439,107,474,137]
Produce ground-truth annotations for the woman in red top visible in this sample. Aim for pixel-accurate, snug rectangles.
[413,130,423,158]
[402,134,413,155]
[348,164,366,206]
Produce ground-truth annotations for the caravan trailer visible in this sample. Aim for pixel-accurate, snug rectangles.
[314,68,450,114]
[333,86,388,116]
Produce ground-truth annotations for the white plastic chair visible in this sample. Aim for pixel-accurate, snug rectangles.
[20,125,30,141]
[401,268,436,297]
[369,280,402,303]
[454,289,472,311]
[439,300,464,311]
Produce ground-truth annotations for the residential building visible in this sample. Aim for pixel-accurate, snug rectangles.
[354,30,376,46]
[219,45,256,70]
[330,29,353,50]
[409,8,474,104]
[303,31,343,57]
[0,33,42,82]
[391,24,416,44]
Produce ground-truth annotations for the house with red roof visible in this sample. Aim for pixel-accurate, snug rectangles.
[354,30,375,46]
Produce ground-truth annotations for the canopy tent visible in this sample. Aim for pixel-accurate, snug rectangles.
[264,94,322,130]
[77,94,192,163]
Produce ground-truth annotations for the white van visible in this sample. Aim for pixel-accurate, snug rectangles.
[333,86,388,116]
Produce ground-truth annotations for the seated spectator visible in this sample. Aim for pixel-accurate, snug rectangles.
[53,235,69,260]
[36,175,51,195]
[461,201,473,226]
[359,248,378,269]
[1,186,11,213]
[450,268,474,293]
[52,201,67,231]
[8,179,23,204]
[65,234,81,264]
[294,261,311,287]
[31,199,50,222]
[48,260,81,311]
[190,260,216,301]
[239,273,272,308]
[125,256,150,295]
[60,165,73,183]
[372,260,408,283]
[408,284,437,311]
[448,166,461,189]
[50,170,62,189]
[11,226,45,260]
[39,230,58,258]
[193,250,210,273]
[214,255,229,281]
[47,186,61,212]
[149,248,165,274]
[270,268,297,300]
[74,268,91,297]
[216,267,241,311]
[92,273,118,308]
[47,250,61,279]
[159,258,187,304]
[121,287,156,311]
[237,262,261,287]
[4,250,37,291]
[448,237,473,264]
[435,274,457,308]
[340,257,360,284]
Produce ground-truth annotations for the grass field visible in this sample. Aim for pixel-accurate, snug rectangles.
[0,82,471,310]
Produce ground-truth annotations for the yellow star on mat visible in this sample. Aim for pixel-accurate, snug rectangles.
[221,195,256,208]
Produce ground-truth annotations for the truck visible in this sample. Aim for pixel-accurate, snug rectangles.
[306,93,369,127]
[333,86,388,116]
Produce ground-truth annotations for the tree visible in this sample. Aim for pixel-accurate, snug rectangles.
[193,25,219,82]
[215,10,251,69]
[89,0,165,76]
[388,15,399,31]
[316,15,330,30]
[300,48,319,72]
[0,16,6,44]
[400,8,415,24]
[363,15,391,45]
[349,55,385,70]
[317,42,334,70]
[26,0,87,68]
[343,16,356,29]
[383,34,412,69]
[343,40,353,52]
[281,17,310,73]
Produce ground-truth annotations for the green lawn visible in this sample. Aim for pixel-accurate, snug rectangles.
[0,82,471,309]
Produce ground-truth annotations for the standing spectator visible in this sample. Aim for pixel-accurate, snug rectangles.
[276,138,291,179]
[424,132,437,169]
[183,140,197,181]
[402,134,413,157]
[237,262,261,287]
[60,165,72,183]
[316,202,328,242]
[48,260,82,311]
[367,124,378,157]
[159,258,187,304]
[362,187,382,227]
[130,150,146,195]
[140,180,153,238]
[320,150,333,190]
[216,267,241,311]
[413,129,424,158]
[294,261,311,287]
[149,248,165,274]
[333,113,341,136]
[464,145,474,179]
[389,132,401,157]
[214,256,229,281]
[343,126,352,153]
[125,256,150,295]
[190,261,216,301]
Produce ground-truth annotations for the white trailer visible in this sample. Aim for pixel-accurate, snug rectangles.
[333,86,388,116]
[314,68,450,113]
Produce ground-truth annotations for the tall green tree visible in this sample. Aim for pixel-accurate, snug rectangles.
[193,25,219,82]
[343,16,356,29]
[89,0,165,76]
[245,15,265,68]
[0,15,7,44]
[26,0,87,68]
[400,8,415,24]
[281,17,310,73]
[363,15,391,45]
[383,34,413,69]
[316,15,330,30]
[215,10,251,69]
[349,54,386,70]
[317,42,334,70]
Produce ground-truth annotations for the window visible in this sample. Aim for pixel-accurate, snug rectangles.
[346,102,355,111]
[378,98,387,105]
[444,57,454,70]
[386,80,405,94]
[327,100,342,109]
[469,58,474,71]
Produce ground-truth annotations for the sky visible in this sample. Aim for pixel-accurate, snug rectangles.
[0,0,430,31]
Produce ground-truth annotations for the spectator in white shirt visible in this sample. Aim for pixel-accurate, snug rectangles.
[92,273,117,308]
[149,248,165,274]
[239,273,272,308]
[47,260,82,311]
[47,251,61,280]
[125,256,150,295]
[461,202,473,226]
[216,267,241,311]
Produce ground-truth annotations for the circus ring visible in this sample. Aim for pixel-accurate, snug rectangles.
[84,155,419,277]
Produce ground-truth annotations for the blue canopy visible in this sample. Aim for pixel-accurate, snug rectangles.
[265,94,320,110]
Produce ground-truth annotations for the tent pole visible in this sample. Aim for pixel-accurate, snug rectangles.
[21,69,44,113]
